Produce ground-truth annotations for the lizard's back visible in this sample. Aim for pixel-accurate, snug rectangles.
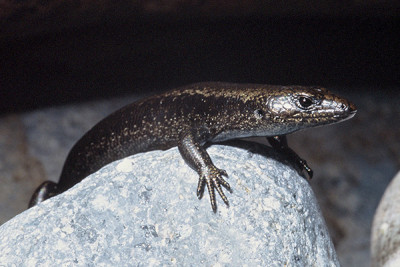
[29,82,356,210]
[57,82,249,191]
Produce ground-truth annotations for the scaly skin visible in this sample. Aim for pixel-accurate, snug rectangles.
[29,82,357,211]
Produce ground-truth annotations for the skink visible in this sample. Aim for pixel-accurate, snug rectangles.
[29,82,356,211]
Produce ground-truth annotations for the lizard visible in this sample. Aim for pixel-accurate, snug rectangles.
[28,82,357,212]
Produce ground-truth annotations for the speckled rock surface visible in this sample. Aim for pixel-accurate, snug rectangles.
[371,171,400,267]
[0,143,339,266]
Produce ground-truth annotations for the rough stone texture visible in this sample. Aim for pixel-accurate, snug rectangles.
[371,171,400,267]
[0,143,339,266]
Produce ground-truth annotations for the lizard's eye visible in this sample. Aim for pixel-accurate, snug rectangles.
[298,96,314,109]
[254,109,264,119]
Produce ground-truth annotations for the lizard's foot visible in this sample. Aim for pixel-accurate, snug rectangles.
[197,166,232,212]
[267,135,313,179]
[296,158,313,179]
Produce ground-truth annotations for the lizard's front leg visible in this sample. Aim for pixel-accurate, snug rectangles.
[178,127,231,212]
[267,135,313,179]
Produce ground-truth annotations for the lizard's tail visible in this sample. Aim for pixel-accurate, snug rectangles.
[28,181,59,208]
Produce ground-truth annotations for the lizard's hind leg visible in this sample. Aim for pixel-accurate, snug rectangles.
[28,181,59,208]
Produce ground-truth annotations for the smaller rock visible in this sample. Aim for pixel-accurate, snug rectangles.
[371,171,400,267]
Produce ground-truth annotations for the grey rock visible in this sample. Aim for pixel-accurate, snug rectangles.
[371,171,400,267]
[0,142,339,266]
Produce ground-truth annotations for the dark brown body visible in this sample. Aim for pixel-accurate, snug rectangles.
[29,82,356,211]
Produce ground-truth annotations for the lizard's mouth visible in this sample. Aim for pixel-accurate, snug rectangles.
[329,99,357,121]
[338,102,357,121]
[332,111,355,122]
[348,109,357,118]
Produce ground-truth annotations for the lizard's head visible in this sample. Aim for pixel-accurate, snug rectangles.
[262,86,357,133]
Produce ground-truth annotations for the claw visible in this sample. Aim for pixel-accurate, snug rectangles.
[215,184,229,207]
[298,159,313,179]
[217,173,232,192]
[220,169,228,176]
[197,178,206,199]
[197,166,231,212]
[206,181,217,212]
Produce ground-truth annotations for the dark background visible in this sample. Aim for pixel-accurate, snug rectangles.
[1,13,399,114]
[0,2,399,265]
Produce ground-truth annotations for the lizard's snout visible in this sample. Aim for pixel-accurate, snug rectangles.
[347,101,357,117]
[339,99,357,121]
